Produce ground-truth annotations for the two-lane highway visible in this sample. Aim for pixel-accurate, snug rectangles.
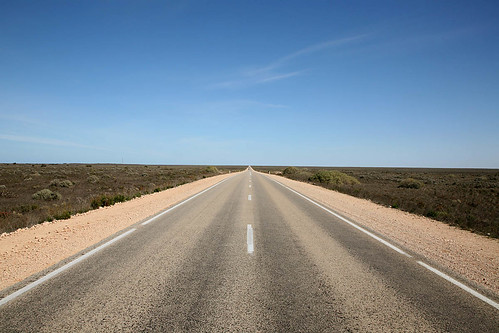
[0,169,497,332]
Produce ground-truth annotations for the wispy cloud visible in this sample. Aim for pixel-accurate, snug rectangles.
[209,69,301,89]
[0,114,44,126]
[210,34,368,89]
[257,71,303,83]
[249,34,368,76]
[179,99,288,116]
[0,134,110,151]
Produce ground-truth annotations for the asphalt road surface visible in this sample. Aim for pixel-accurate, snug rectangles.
[1,169,498,332]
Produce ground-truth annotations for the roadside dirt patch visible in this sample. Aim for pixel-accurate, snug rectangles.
[266,173,499,297]
[0,173,237,291]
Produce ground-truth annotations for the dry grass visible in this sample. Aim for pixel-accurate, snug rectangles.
[0,164,244,234]
[254,166,499,238]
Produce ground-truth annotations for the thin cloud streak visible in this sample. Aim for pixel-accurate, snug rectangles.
[257,71,303,83]
[209,70,302,89]
[0,134,110,151]
[248,34,369,75]
[210,34,368,89]
[0,114,44,126]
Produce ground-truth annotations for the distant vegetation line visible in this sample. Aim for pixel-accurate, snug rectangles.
[253,166,498,238]
[0,164,244,234]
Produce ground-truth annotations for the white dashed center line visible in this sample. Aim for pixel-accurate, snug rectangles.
[247,224,254,254]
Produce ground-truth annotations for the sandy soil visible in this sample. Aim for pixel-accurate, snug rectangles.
[0,173,236,291]
[266,173,499,296]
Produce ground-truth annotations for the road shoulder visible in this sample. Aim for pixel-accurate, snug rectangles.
[0,172,237,291]
[264,173,499,298]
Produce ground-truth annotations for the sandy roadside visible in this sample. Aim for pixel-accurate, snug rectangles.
[264,173,499,297]
[0,172,237,291]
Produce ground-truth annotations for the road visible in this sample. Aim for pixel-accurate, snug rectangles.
[0,169,497,332]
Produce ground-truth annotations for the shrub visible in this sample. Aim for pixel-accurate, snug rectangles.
[91,195,112,209]
[295,170,313,182]
[87,175,100,183]
[32,189,61,201]
[90,194,127,209]
[205,166,219,173]
[50,179,74,187]
[112,194,126,203]
[309,170,360,185]
[53,211,71,220]
[283,166,299,175]
[398,178,423,189]
[17,204,38,213]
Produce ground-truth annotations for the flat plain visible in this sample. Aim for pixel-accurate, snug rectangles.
[0,164,243,234]
[1,170,497,332]
[253,166,499,238]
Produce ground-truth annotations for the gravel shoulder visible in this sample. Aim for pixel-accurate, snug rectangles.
[0,173,237,291]
[265,173,499,297]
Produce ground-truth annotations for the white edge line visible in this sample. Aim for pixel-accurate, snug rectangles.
[141,178,229,226]
[417,261,499,310]
[0,175,235,307]
[0,228,137,307]
[264,174,499,311]
[268,176,411,257]
[247,224,254,254]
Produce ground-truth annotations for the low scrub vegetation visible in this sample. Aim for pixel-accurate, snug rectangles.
[87,175,99,183]
[50,179,74,188]
[32,189,62,201]
[205,166,220,173]
[309,170,360,185]
[90,194,128,209]
[283,166,299,175]
[398,178,423,189]
[0,164,243,234]
[254,166,499,238]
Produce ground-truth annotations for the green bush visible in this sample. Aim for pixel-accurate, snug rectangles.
[309,170,360,185]
[91,196,106,209]
[32,189,62,201]
[90,194,128,209]
[53,211,71,220]
[50,179,74,187]
[398,178,423,189]
[205,166,219,173]
[17,204,38,213]
[112,194,126,203]
[87,175,99,183]
[283,166,299,175]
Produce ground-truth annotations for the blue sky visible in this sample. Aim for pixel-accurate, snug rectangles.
[1,1,498,167]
